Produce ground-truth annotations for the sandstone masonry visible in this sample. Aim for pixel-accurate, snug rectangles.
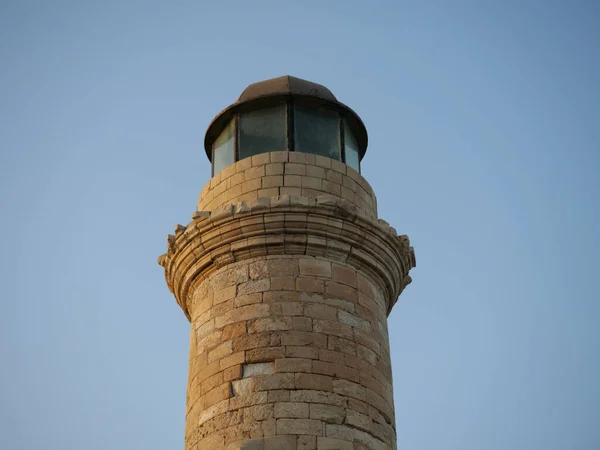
[159,152,415,449]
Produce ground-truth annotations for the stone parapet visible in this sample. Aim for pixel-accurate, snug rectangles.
[197,152,378,221]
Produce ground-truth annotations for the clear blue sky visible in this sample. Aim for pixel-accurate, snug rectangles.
[1,1,598,449]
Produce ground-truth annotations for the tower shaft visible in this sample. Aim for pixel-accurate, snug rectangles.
[160,151,414,449]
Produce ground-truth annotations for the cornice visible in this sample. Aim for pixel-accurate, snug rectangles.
[158,195,415,321]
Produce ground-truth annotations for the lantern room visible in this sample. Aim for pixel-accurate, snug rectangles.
[204,75,368,176]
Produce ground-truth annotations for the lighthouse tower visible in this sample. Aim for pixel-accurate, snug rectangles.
[158,75,415,450]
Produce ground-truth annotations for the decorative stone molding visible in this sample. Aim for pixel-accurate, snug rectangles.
[158,195,415,321]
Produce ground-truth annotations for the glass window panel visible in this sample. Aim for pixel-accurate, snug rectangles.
[294,105,340,160]
[213,119,235,175]
[239,105,287,160]
[344,120,360,172]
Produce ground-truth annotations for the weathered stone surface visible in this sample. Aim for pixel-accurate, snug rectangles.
[277,418,324,436]
[317,436,353,450]
[160,150,416,449]
[274,402,309,419]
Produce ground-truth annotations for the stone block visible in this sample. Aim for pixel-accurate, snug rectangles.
[286,151,306,163]
[304,303,337,321]
[220,352,246,371]
[216,304,270,328]
[280,186,302,196]
[305,164,326,178]
[254,373,295,391]
[208,340,233,364]
[258,187,279,198]
[315,155,332,168]
[274,402,309,418]
[338,310,370,331]
[201,372,224,395]
[295,373,333,391]
[353,429,386,450]
[345,410,371,432]
[243,362,275,378]
[270,277,296,291]
[268,390,290,402]
[313,319,353,340]
[302,176,322,190]
[225,438,264,449]
[286,346,319,359]
[266,162,284,175]
[196,319,216,339]
[290,390,347,408]
[364,389,394,423]
[281,331,327,348]
[235,293,263,308]
[204,382,232,408]
[242,178,262,194]
[233,332,274,352]
[284,175,303,187]
[230,171,246,187]
[245,165,266,180]
[246,347,286,363]
[270,302,303,316]
[296,277,325,293]
[224,364,243,382]
[198,398,229,426]
[299,259,332,278]
[229,391,268,410]
[331,264,357,288]
[285,163,307,175]
[214,285,237,305]
[275,358,312,373]
[276,419,323,436]
[298,435,317,450]
[312,360,359,383]
[318,349,345,365]
[325,424,354,441]
[327,336,357,356]
[326,282,358,302]
[252,152,271,166]
[332,379,366,401]
[249,258,299,279]
[316,437,353,450]
[292,316,313,331]
[265,435,296,449]
[270,151,289,163]
[238,278,271,295]
[348,398,371,418]
[309,403,345,424]
[248,317,293,333]
[244,403,274,422]
[357,345,377,366]
[353,329,380,355]
[263,175,283,188]
[263,290,302,303]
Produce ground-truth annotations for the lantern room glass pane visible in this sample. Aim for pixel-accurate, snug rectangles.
[344,120,360,172]
[294,105,340,160]
[239,105,287,160]
[213,119,235,175]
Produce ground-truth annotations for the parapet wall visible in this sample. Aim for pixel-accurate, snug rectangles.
[198,151,378,220]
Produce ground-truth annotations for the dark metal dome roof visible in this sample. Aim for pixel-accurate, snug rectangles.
[204,75,368,161]
[237,75,337,103]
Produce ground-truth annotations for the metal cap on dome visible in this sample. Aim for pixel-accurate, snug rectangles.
[204,75,368,161]
[237,76,337,103]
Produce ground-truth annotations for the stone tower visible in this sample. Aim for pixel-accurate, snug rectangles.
[158,76,415,450]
